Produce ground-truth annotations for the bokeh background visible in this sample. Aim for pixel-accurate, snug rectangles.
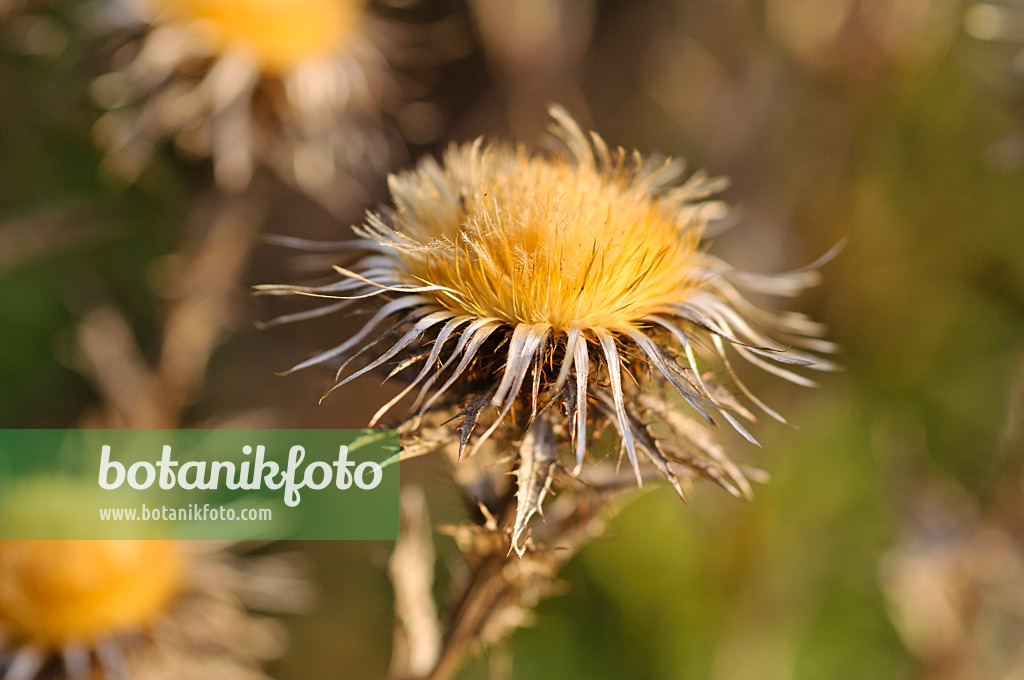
[2,0,1024,678]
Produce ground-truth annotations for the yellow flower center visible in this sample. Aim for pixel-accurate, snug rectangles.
[0,540,183,647]
[386,146,705,331]
[149,0,362,73]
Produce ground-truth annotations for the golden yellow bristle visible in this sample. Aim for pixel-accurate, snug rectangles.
[149,0,363,72]
[0,540,182,647]
[383,144,706,331]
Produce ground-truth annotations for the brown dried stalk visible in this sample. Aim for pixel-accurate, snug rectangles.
[388,412,637,680]
[77,187,264,428]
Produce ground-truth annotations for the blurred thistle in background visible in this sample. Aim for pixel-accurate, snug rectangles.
[0,538,309,679]
[262,107,837,678]
[89,0,399,212]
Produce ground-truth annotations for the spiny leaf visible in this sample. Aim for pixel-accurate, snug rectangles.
[511,415,559,557]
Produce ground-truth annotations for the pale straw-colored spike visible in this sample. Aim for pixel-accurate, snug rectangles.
[572,333,590,474]
[594,328,641,486]
[284,295,429,374]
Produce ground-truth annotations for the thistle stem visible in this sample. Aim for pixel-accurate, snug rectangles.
[425,553,513,680]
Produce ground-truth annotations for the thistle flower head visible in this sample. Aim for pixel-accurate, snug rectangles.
[93,0,395,205]
[0,478,305,679]
[0,540,182,648]
[148,0,362,73]
[263,107,838,554]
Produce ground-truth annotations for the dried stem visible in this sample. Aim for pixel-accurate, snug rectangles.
[76,186,264,428]
[390,413,632,680]
[390,487,443,678]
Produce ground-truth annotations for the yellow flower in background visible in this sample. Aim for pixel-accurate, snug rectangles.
[0,538,307,679]
[149,0,361,74]
[0,541,181,649]
[262,107,838,554]
[0,479,307,679]
[92,0,396,209]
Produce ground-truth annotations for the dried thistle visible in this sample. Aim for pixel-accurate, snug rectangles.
[91,0,397,209]
[262,106,838,556]
[0,537,309,679]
